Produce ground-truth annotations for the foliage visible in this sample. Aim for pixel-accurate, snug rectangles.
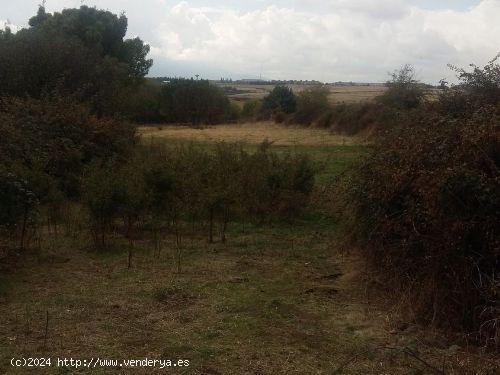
[377,64,425,110]
[0,94,136,247]
[293,86,331,125]
[122,79,163,123]
[0,6,152,116]
[81,142,316,246]
[28,6,152,81]
[341,59,500,347]
[0,95,136,195]
[0,167,37,230]
[241,99,263,121]
[158,79,233,125]
[322,102,397,135]
[440,55,500,117]
[0,5,142,248]
[261,85,297,118]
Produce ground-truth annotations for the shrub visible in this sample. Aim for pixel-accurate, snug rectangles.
[82,161,125,247]
[238,142,315,222]
[317,102,396,135]
[119,79,163,123]
[377,64,425,110]
[261,85,297,118]
[159,79,232,125]
[80,142,316,247]
[0,166,38,249]
[241,99,262,121]
[226,102,241,123]
[293,86,331,125]
[440,55,500,118]
[0,95,136,197]
[341,59,500,346]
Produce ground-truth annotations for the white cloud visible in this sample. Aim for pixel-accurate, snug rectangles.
[1,0,497,81]
[150,0,500,82]
[0,19,20,33]
[323,0,411,19]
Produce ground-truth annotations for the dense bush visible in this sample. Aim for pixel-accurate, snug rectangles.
[377,64,425,110]
[440,55,500,118]
[318,102,396,135]
[342,60,500,347]
[82,161,125,247]
[158,79,233,125]
[82,142,316,246]
[240,99,263,121]
[117,79,163,123]
[0,166,38,249]
[0,95,136,193]
[261,82,403,135]
[293,86,331,125]
[261,85,297,118]
[0,95,137,246]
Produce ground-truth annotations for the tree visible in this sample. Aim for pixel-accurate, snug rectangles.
[293,86,330,125]
[442,54,500,113]
[1,6,153,116]
[82,162,123,248]
[159,79,232,125]
[261,85,297,117]
[378,64,425,110]
[29,5,152,75]
[241,99,262,121]
[28,5,49,28]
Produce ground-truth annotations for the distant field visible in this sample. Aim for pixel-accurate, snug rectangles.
[215,83,387,105]
[327,85,388,104]
[139,122,369,185]
[139,122,367,147]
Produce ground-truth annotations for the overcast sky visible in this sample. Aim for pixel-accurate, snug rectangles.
[1,0,499,83]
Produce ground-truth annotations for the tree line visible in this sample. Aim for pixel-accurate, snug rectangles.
[83,142,314,250]
[239,64,429,133]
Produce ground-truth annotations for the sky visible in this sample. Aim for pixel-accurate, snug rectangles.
[1,0,499,83]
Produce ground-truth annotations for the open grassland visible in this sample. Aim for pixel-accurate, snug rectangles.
[327,85,387,104]
[0,124,497,374]
[138,122,367,147]
[139,123,369,185]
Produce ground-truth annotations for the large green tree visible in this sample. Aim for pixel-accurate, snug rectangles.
[0,6,153,114]
[28,6,151,80]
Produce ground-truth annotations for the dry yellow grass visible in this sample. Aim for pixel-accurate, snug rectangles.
[327,85,387,104]
[216,83,387,104]
[138,122,366,146]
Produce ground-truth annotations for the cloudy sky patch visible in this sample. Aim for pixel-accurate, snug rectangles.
[2,0,499,82]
